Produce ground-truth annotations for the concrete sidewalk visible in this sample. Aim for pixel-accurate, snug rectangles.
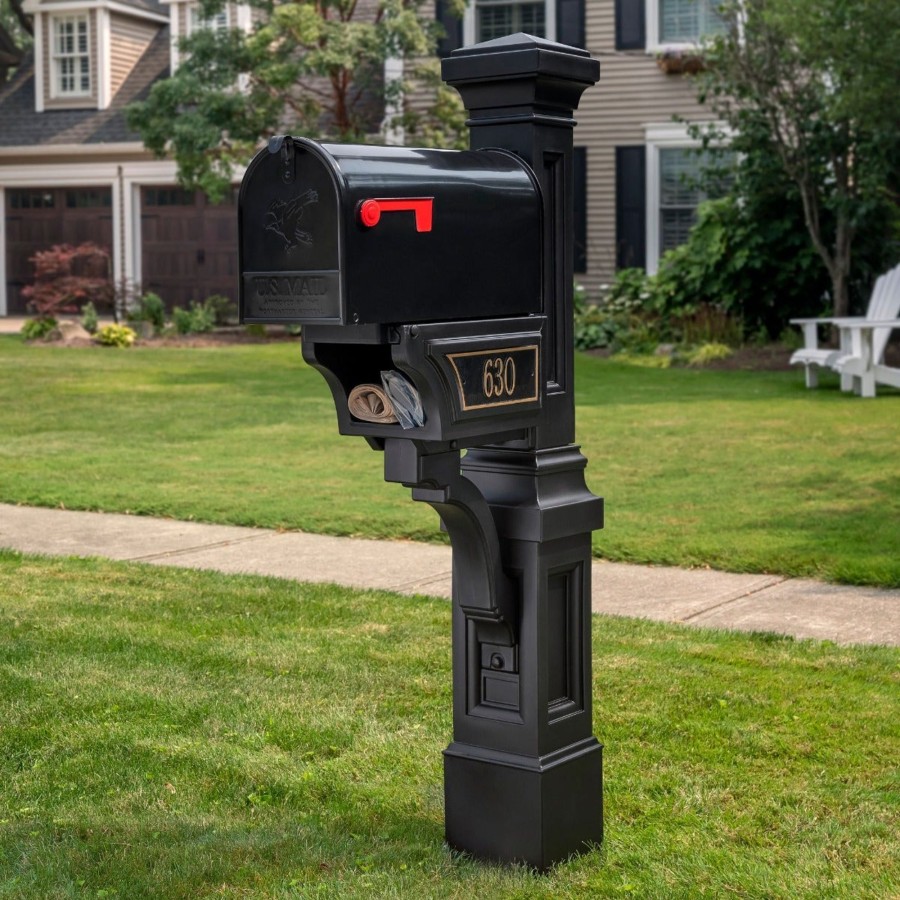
[1,503,898,647]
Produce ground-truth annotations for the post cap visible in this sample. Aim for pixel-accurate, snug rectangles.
[442,32,600,88]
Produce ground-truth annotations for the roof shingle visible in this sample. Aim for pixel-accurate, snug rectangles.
[0,25,169,148]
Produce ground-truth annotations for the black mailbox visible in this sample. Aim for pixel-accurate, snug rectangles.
[239,136,542,326]
[239,135,547,447]
[235,36,605,871]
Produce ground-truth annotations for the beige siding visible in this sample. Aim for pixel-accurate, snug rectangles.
[577,2,716,294]
[42,9,99,110]
[402,2,719,295]
[110,13,158,97]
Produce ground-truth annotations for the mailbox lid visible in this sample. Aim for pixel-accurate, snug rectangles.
[325,142,542,324]
[239,137,542,325]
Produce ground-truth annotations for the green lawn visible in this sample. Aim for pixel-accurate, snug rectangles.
[1,336,898,587]
[1,552,897,899]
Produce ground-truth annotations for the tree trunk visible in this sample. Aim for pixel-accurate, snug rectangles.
[831,268,849,319]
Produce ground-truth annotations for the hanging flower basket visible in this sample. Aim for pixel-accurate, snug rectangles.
[656,50,707,75]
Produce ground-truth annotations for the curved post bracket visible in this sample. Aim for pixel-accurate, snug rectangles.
[383,439,516,645]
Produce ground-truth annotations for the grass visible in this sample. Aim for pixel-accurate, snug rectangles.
[0,336,898,587]
[0,551,897,898]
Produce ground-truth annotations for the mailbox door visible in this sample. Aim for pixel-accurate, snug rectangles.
[240,138,344,324]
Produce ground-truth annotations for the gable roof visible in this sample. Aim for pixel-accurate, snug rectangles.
[0,25,169,148]
[23,0,168,20]
[113,0,166,14]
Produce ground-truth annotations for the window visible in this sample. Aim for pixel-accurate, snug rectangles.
[188,4,230,35]
[144,188,196,207]
[66,190,112,209]
[473,1,548,43]
[9,190,55,210]
[659,0,725,43]
[462,1,556,48]
[659,148,704,252]
[646,0,726,49]
[645,124,733,272]
[52,15,91,97]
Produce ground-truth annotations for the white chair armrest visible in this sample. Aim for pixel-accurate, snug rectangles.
[789,316,864,325]
[835,319,900,331]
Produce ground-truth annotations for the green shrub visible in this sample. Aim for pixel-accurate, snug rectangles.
[607,194,837,342]
[574,279,661,352]
[94,323,136,348]
[80,301,98,334]
[128,292,166,332]
[20,317,57,341]
[203,294,237,326]
[172,300,216,335]
[685,342,733,367]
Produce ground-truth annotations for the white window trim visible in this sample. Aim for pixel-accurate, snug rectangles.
[644,0,724,54]
[97,6,111,109]
[169,0,181,75]
[49,13,93,99]
[463,0,556,47]
[34,13,45,112]
[644,121,732,274]
[173,2,249,73]
[186,2,230,36]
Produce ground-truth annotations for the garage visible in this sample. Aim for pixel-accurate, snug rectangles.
[4,187,113,315]
[140,186,238,310]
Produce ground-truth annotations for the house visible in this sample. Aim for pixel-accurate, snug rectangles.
[0,0,251,316]
[0,0,724,317]
[437,0,725,297]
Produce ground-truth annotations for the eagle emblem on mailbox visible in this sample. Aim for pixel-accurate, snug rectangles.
[265,188,319,250]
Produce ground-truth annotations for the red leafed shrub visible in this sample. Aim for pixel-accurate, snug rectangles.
[21,243,114,318]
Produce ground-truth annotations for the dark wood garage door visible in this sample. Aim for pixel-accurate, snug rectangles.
[140,187,238,309]
[5,187,113,314]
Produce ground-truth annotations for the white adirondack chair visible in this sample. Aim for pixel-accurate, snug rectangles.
[790,263,900,397]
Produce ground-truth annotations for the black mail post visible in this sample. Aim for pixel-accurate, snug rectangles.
[238,34,602,870]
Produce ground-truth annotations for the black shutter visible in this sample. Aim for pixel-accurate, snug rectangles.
[573,146,588,273]
[615,146,647,271]
[615,0,646,50]
[436,0,463,57]
[557,0,585,48]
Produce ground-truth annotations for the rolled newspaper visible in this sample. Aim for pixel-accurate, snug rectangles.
[348,383,398,424]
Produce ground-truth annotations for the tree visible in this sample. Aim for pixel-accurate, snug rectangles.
[1,0,32,40]
[22,244,114,319]
[696,0,900,318]
[127,0,462,200]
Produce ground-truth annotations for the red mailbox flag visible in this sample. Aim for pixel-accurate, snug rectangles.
[359,198,434,232]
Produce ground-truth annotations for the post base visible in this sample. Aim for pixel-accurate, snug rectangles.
[444,737,603,870]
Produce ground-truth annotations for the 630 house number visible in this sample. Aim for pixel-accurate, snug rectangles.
[482,356,517,399]
[446,344,538,411]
